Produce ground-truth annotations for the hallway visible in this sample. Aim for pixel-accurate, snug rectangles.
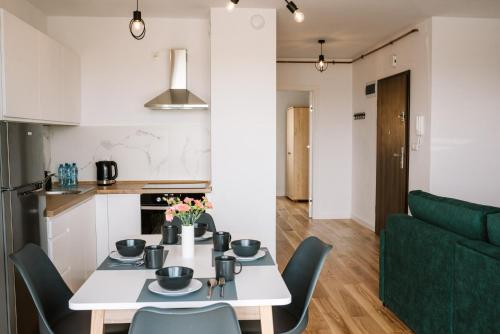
[275,197,411,333]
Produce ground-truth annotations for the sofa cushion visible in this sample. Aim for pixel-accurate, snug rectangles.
[408,191,500,240]
[487,213,500,246]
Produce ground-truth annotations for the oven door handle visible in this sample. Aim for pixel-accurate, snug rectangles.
[141,206,171,210]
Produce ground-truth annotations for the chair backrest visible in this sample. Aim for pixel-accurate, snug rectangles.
[281,237,332,326]
[9,243,73,333]
[171,212,217,232]
[129,303,241,334]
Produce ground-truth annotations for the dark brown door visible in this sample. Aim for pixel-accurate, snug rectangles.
[375,71,410,234]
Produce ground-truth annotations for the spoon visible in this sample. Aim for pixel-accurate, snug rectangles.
[207,278,218,299]
[219,277,226,298]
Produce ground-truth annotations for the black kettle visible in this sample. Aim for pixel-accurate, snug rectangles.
[96,161,118,186]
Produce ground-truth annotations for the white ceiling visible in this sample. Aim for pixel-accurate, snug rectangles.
[27,0,500,59]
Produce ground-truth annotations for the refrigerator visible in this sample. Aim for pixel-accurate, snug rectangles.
[0,122,47,334]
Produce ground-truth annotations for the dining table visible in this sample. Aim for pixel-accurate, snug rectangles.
[69,234,291,334]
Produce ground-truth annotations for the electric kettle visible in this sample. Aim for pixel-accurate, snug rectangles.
[96,161,118,186]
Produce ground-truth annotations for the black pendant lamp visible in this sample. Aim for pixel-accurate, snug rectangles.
[315,40,329,73]
[129,0,146,40]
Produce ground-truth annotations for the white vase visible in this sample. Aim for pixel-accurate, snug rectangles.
[181,225,195,258]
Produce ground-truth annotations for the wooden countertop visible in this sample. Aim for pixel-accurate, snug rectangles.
[45,180,211,217]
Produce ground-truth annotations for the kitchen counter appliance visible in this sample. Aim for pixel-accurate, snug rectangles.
[96,161,118,186]
[140,193,204,234]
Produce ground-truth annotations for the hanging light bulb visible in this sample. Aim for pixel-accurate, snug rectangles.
[294,10,305,23]
[129,0,145,40]
[226,0,239,11]
[285,0,305,23]
[315,40,329,73]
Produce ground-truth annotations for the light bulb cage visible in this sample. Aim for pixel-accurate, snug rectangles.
[315,40,331,73]
[129,0,146,40]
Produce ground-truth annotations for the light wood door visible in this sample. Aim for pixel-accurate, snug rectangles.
[286,107,310,201]
[375,71,410,234]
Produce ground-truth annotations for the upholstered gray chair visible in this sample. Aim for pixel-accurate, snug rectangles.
[10,243,128,334]
[240,236,332,333]
[128,303,241,334]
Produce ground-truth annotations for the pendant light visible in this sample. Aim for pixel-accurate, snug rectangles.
[285,0,305,23]
[226,0,239,11]
[129,0,146,40]
[226,0,304,23]
[315,40,329,73]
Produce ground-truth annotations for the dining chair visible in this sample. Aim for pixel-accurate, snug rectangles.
[240,236,333,334]
[172,212,217,232]
[128,303,241,334]
[9,243,128,334]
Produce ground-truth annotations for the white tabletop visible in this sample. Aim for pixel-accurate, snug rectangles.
[69,235,291,311]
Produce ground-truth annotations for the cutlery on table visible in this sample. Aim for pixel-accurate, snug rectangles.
[219,277,226,298]
[207,278,217,299]
[109,260,144,268]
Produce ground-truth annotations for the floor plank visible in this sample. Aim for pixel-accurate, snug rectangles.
[276,197,411,334]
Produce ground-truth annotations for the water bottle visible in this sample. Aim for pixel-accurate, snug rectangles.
[64,163,72,187]
[58,164,65,187]
[72,163,78,186]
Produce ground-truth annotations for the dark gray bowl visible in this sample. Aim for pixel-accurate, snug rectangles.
[155,266,194,290]
[194,222,208,237]
[231,239,261,257]
[115,239,146,257]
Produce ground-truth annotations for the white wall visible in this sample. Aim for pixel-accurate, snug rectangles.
[0,0,46,32]
[430,17,500,207]
[210,8,277,255]
[46,17,211,180]
[351,20,432,229]
[278,63,353,219]
[276,90,309,196]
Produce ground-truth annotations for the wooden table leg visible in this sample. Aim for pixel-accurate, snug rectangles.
[90,310,105,334]
[259,305,274,334]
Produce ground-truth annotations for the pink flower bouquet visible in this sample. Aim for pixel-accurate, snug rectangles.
[164,196,213,226]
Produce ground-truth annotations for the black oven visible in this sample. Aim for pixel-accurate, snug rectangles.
[140,193,205,234]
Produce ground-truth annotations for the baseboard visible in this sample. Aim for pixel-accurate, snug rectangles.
[351,215,375,232]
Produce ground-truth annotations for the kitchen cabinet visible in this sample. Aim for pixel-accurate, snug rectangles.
[286,107,310,201]
[0,9,81,124]
[94,194,141,262]
[46,197,96,292]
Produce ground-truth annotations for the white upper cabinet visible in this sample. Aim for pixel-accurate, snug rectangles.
[0,9,81,124]
[1,10,40,120]
[39,32,63,122]
[61,47,81,124]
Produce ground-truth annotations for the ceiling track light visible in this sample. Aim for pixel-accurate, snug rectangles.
[284,0,304,23]
[226,0,239,11]
[226,0,304,23]
[129,0,146,40]
[315,40,330,73]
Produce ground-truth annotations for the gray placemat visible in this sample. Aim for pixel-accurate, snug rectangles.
[212,247,275,267]
[137,278,237,302]
[97,250,169,271]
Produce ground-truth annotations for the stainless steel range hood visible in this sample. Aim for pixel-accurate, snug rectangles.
[145,49,208,110]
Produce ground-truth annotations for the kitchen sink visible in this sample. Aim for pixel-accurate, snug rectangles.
[46,186,95,196]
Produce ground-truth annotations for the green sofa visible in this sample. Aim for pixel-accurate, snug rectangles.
[379,190,500,334]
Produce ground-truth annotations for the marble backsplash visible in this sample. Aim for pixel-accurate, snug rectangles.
[47,124,211,181]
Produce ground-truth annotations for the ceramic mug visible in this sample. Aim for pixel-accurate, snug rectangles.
[144,245,164,269]
[215,255,242,281]
[213,231,232,252]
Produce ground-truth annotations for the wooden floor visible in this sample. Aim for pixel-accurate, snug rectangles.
[275,197,412,334]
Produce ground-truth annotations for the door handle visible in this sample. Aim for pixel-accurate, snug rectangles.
[392,146,405,169]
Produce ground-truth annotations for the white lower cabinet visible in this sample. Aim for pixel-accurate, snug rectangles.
[46,197,97,292]
[94,194,141,264]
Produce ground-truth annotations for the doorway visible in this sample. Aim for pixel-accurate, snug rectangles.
[276,90,313,217]
[375,71,410,234]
